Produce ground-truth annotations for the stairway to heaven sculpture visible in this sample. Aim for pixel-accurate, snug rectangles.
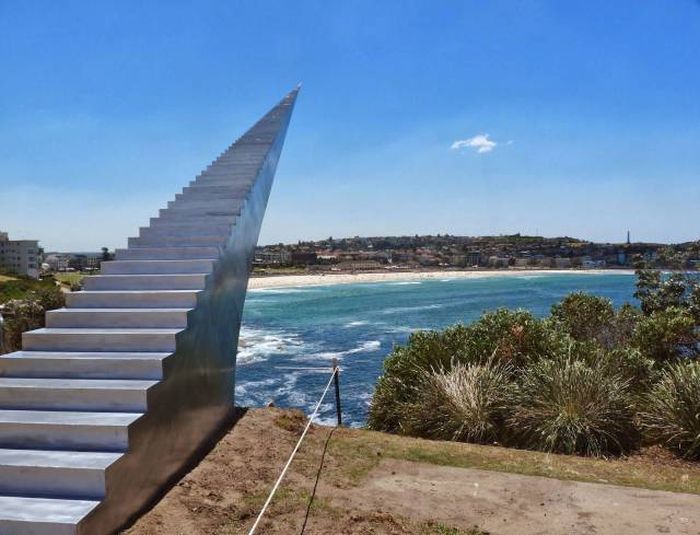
[0,86,299,535]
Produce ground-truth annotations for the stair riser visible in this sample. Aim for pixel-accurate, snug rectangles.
[138,226,231,239]
[199,165,260,173]
[128,236,226,248]
[0,424,130,451]
[46,311,188,329]
[143,223,233,235]
[102,260,215,274]
[84,275,206,291]
[0,466,107,499]
[184,183,253,193]
[115,247,220,260]
[166,200,243,212]
[22,333,177,352]
[158,208,241,218]
[0,519,78,535]
[0,388,148,412]
[0,358,163,380]
[152,215,238,226]
[176,191,248,201]
[66,292,198,308]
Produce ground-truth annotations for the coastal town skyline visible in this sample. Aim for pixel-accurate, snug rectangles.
[2,1,699,251]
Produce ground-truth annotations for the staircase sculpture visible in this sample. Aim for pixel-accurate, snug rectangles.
[0,87,299,534]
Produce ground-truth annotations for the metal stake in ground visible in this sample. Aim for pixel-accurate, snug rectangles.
[332,358,342,426]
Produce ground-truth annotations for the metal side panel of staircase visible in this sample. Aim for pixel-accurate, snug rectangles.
[0,86,300,535]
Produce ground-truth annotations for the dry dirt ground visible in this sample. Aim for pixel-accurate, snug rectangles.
[123,408,700,535]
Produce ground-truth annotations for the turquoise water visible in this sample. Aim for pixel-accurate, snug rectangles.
[236,273,637,426]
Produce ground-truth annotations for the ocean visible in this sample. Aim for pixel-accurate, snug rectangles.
[235,272,637,427]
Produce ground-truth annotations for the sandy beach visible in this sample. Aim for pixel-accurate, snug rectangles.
[247,269,636,290]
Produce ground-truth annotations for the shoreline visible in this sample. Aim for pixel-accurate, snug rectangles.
[247,268,636,290]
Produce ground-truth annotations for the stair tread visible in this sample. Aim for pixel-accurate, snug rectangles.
[74,290,198,294]
[105,259,214,263]
[51,308,192,313]
[0,495,98,522]
[0,449,121,469]
[1,351,171,360]
[0,410,142,425]
[88,274,208,278]
[28,328,180,334]
[0,378,157,389]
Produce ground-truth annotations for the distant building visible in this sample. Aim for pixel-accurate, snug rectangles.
[290,252,317,266]
[254,251,291,265]
[0,231,41,278]
[554,257,572,269]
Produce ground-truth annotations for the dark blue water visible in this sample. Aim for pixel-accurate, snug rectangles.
[235,273,637,426]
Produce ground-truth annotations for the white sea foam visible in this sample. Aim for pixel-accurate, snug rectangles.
[252,286,316,294]
[298,340,382,362]
[386,281,422,286]
[237,326,305,365]
[389,326,417,334]
[343,320,369,328]
[381,303,443,315]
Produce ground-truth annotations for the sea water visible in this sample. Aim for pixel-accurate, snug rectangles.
[235,273,637,426]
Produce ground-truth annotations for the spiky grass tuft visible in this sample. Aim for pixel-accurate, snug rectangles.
[402,359,515,444]
[509,354,638,456]
[640,359,700,459]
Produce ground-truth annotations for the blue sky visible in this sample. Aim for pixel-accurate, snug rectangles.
[0,1,699,250]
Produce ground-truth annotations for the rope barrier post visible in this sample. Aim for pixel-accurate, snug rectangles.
[247,369,338,535]
[331,358,342,427]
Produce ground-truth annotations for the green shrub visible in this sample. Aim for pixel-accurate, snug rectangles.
[550,292,615,346]
[401,359,515,443]
[1,300,45,353]
[368,310,563,432]
[463,309,564,368]
[508,354,638,456]
[0,286,64,354]
[633,307,698,362]
[640,360,700,459]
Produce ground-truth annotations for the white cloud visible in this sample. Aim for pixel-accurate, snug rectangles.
[450,134,499,154]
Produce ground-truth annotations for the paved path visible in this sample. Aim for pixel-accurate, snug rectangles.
[331,459,700,534]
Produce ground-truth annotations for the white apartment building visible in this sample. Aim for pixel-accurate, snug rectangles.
[0,231,41,278]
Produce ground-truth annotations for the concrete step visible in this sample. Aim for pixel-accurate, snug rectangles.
[137,225,231,239]
[46,308,190,328]
[0,351,168,380]
[0,378,156,412]
[175,190,248,201]
[83,274,207,291]
[163,197,244,209]
[21,328,180,353]
[23,328,179,352]
[0,410,139,451]
[183,183,253,192]
[0,495,98,535]
[166,199,243,211]
[152,214,238,226]
[128,235,227,248]
[66,290,199,308]
[191,175,256,185]
[115,246,220,260]
[101,259,215,275]
[157,207,241,218]
[140,222,233,236]
[0,449,121,499]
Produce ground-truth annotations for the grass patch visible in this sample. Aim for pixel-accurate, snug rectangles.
[54,272,85,286]
[422,523,489,535]
[0,277,58,304]
[327,426,700,495]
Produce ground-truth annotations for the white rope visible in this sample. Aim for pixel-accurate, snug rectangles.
[247,368,338,535]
